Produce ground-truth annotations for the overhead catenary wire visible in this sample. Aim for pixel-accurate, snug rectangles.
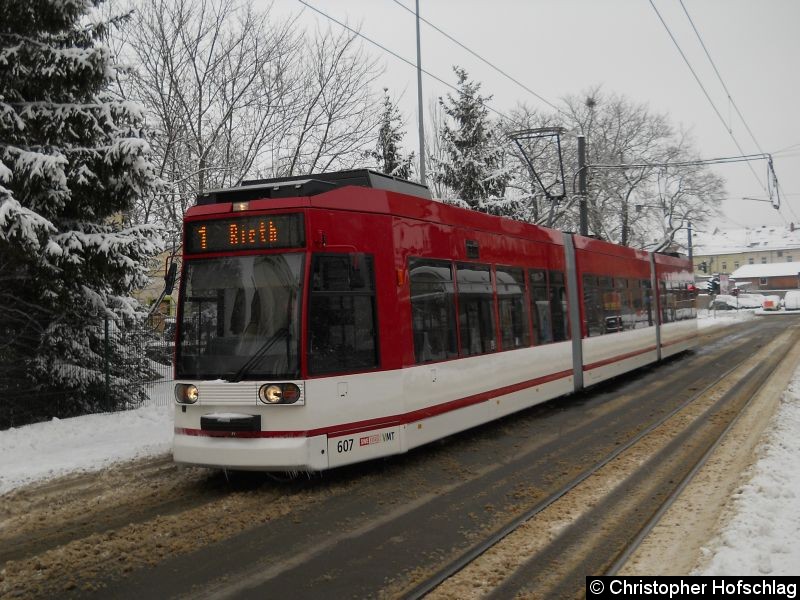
[296,0,516,125]
[773,143,800,155]
[590,152,774,170]
[298,0,795,225]
[675,1,800,225]
[648,0,769,196]
[387,0,567,117]
[678,0,766,156]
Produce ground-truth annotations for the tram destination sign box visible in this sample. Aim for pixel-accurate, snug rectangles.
[186,213,304,253]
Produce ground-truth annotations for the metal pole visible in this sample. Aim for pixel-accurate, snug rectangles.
[104,316,110,408]
[416,0,426,185]
[577,135,588,236]
[687,220,693,262]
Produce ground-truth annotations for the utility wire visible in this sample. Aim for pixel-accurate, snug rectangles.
[388,0,567,117]
[648,0,768,194]
[590,152,774,169]
[675,3,800,228]
[774,142,800,155]
[679,0,766,155]
[297,0,515,124]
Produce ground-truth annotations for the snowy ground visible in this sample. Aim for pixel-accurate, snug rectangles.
[693,308,800,574]
[0,361,175,495]
[0,308,797,575]
[694,376,800,575]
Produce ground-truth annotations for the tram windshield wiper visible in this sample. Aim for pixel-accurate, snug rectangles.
[226,327,289,383]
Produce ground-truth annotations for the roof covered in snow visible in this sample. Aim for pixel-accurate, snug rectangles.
[693,225,800,255]
[730,262,800,279]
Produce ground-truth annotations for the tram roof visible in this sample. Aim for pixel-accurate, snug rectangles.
[188,170,688,265]
[197,169,431,205]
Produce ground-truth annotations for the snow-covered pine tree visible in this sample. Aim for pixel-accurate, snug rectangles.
[0,0,163,427]
[434,67,509,208]
[365,88,414,179]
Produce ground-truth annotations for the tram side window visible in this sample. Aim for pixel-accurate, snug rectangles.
[549,271,570,341]
[628,279,642,329]
[600,276,623,334]
[660,281,675,323]
[409,258,458,363]
[584,274,632,335]
[530,270,569,343]
[675,283,697,320]
[641,279,655,327]
[583,275,604,337]
[529,270,552,344]
[496,266,530,350]
[308,253,378,375]
[456,263,496,355]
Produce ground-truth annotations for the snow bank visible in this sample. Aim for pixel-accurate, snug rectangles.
[695,366,800,574]
[697,309,756,330]
[0,404,173,495]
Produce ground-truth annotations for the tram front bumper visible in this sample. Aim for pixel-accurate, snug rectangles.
[173,430,329,472]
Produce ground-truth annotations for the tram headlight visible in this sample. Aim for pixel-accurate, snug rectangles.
[175,383,199,404]
[261,384,283,404]
[259,383,302,405]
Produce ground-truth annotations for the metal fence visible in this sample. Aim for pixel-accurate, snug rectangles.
[138,318,176,408]
[0,316,176,429]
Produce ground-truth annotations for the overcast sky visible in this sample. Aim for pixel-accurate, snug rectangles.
[270,0,800,234]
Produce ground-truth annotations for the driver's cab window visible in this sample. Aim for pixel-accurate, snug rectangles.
[308,253,379,375]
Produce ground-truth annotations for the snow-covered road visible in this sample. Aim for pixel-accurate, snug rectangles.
[1,309,797,576]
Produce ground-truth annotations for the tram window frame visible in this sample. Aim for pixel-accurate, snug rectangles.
[307,253,379,375]
[456,262,497,356]
[674,282,697,320]
[644,279,655,326]
[639,279,655,328]
[585,273,642,335]
[582,274,604,337]
[549,270,570,342]
[659,280,675,324]
[409,257,459,364]
[628,279,641,328]
[528,269,570,344]
[496,265,531,350]
[529,269,552,344]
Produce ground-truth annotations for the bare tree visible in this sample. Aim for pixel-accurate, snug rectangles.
[560,89,675,244]
[636,134,724,250]
[118,3,384,237]
[502,104,578,228]
[118,0,301,239]
[273,25,383,176]
[496,88,723,248]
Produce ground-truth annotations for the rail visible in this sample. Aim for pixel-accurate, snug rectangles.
[405,324,800,599]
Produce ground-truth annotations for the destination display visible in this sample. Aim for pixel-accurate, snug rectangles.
[185,214,304,253]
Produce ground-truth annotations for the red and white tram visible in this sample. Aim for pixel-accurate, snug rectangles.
[172,170,696,471]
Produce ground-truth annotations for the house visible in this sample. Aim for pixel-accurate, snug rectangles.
[729,262,800,291]
[692,225,800,277]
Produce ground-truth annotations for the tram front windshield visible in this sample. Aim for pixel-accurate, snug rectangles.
[177,254,304,380]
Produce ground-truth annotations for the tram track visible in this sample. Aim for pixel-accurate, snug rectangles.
[0,319,790,599]
[403,340,760,599]
[430,323,800,599]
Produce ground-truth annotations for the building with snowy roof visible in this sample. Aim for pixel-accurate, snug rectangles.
[729,262,800,291]
[691,224,800,277]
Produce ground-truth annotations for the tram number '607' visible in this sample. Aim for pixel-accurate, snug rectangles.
[336,439,354,453]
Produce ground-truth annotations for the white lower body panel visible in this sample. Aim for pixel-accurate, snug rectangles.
[660,319,698,358]
[174,431,329,471]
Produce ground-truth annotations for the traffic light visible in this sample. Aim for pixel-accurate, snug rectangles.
[698,261,707,273]
[706,277,720,294]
